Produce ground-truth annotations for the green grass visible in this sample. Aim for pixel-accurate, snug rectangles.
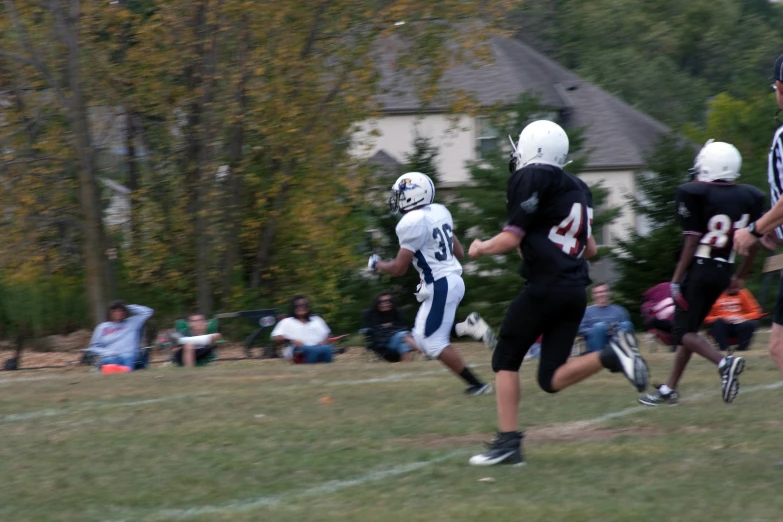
[1,336,782,522]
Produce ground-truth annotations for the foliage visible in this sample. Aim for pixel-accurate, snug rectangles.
[511,0,783,127]
[0,0,513,339]
[610,135,695,324]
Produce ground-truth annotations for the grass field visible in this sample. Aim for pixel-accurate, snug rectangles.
[1,336,782,522]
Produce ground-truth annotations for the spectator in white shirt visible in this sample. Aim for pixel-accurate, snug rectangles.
[271,296,333,363]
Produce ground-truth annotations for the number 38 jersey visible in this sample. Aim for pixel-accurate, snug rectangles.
[396,203,462,284]
[675,181,765,263]
[506,164,593,286]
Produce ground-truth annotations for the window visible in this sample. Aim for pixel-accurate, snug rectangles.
[593,223,607,247]
[476,117,499,159]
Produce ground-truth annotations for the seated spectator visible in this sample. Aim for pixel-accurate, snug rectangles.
[271,295,333,364]
[705,287,763,352]
[363,292,414,362]
[173,312,223,367]
[579,282,633,353]
[89,301,153,371]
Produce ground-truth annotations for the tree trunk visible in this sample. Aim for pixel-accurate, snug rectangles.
[221,16,249,301]
[64,0,108,323]
[125,111,139,245]
[250,178,290,290]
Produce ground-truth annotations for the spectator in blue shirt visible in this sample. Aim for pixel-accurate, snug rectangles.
[579,282,633,354]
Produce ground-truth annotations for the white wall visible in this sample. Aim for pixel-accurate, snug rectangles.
[578,170,637,245]
[352,114,476,185]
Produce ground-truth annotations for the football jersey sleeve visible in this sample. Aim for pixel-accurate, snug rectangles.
[396,217,429,253]
[675,185,705,234]
[750,188,765,223]
[506,169,547,233]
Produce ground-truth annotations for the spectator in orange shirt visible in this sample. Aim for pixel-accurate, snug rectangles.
[705,288,763,352]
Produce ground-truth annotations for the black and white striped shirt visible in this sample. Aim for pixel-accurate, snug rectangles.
[768,124,783,239]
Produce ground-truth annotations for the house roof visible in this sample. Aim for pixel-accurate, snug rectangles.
[367,149,402,173]
[376,35,671,170]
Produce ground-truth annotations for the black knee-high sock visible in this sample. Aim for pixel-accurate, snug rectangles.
[460,367,483,386]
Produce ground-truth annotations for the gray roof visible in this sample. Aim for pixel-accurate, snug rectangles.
[376,35,670,170]
[367,149,402,170]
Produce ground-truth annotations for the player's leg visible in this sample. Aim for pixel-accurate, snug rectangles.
[454,312,497,350]
[469,287,545,466]
[412,277,488,393]
[681,264,745,403]
[641,269,707,405]
[542,288,648,392]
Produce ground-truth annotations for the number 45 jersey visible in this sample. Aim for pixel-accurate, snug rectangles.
[675,181,765,263]
[506,164,593,286]
[396,203,462,284]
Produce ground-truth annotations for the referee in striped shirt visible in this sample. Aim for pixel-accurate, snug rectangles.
[733,53,783,377]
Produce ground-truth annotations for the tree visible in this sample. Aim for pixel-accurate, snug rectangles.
[510,0,783,127]
[0,0,112,324]
[610,134,695,324]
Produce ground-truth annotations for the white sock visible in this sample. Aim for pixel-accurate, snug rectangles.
[659,384,673,395]
[718,357,727,369]
[177,334,214,346]
[454,321,467,337]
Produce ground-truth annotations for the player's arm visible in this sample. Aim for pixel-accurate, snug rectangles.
[453,235,465,260]
[469,229,522,258]
[374,248,415,277]
[671,234,701,286]
[735,189,775,255]
[583,236,598,259]
[670,186,705,310]
[471,171,538,259]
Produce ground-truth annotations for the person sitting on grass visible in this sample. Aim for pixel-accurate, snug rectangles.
[578,282,634,354]
[173,312,223,367]
[363,292,414,362]
[271,296,334,364]
[705,287,763,352]
[89,301,153,371]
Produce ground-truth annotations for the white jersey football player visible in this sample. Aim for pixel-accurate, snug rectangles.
[368,172,495,395]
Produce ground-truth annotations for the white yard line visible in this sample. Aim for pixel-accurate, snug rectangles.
[0,375,76,385]
[124,379,783,520]
[0,392,205,423]
[150,451,464,520]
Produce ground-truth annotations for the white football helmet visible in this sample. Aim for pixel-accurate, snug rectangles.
[515,120,569,169]
[692,140,741,182]
[389,172,434,212]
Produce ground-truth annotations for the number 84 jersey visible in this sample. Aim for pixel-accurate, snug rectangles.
[676,181,765,263]
[506,164,593,286]
[396,203,463,284]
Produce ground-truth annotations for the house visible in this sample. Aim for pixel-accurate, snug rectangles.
[352,35,671,263]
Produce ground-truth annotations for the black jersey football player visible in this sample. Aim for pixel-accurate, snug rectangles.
[467,120,649,467]
[640,141,764,407]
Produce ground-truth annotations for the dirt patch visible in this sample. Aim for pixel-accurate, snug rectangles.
[394,423,663,449]
[41,330,95,352]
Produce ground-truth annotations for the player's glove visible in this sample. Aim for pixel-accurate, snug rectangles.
[368,254,381,272]
[670,283,689,311]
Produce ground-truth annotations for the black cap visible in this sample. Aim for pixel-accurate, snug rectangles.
[772,54,783,83]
